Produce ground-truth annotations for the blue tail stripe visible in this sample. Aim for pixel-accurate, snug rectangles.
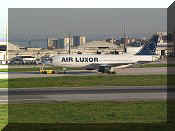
[136,35,158,55]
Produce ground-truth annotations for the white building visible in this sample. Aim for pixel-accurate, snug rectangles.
[71,41,124,54]
[64,36,74,50]
[64,35,86,50]
[79,36,86,45]
[155,32,170,56]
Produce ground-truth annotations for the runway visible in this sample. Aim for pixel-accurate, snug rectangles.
[0,86,168,103]
[0,67,170,79]
[115,67,168,75]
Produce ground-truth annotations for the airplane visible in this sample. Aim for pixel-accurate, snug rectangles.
[47,40,159,69]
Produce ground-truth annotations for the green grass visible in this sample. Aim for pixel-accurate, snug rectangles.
[0,105,8,130]
[1,101,166,131]
[0,66,83,72]
[0,79,8,88]
[7,66,82,72]
[4,123,173,131]
[1,63,174,72]
[0,69,8,72]
[5,75,167,88]
[2,101,167,131]
[8,101,166,124]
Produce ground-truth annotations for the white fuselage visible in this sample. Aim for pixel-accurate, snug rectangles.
[51,54,158,67]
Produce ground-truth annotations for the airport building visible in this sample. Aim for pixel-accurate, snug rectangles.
[7,32,175,64]
[17,38,65,49]
[0,42,7,64]
[79,36,86,45]
[26,39,48,49]
[7,42,67,62]
[70,41,124,55]
[64,36,74,49]
[47,38,58,49]
[64,35,86,49]
[58,38,65,49]
[7,40,135,61]
[155,32,174,56]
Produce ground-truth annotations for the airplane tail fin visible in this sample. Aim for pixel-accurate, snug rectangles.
[136,35,158,55]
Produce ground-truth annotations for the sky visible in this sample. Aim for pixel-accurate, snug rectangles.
[0,8,8,41]
[8,8,167,41]
[0,8,167,42]
[0,0,173,42]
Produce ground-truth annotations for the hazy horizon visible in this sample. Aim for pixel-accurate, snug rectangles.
[9,8,167,42]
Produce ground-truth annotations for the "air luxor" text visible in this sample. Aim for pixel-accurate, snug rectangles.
[61,57,99,62]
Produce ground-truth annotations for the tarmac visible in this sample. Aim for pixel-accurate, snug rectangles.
[0,72,8,79]
[0,67,172,79]
[0,86,168,103]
